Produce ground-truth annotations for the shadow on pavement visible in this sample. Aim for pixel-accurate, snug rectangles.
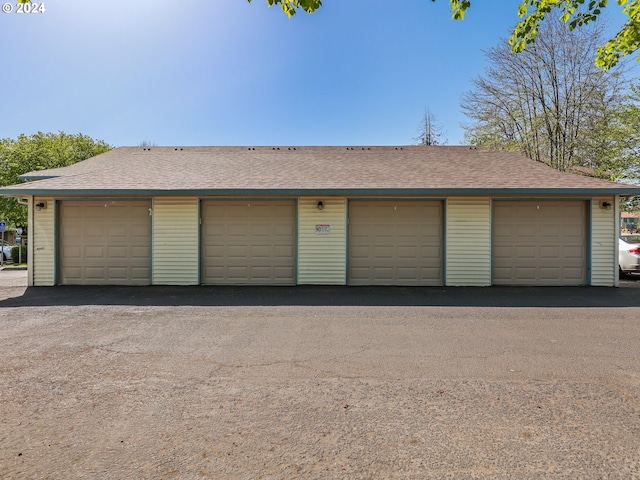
[1,284,640,308]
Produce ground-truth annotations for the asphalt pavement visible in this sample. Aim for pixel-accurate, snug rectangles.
[1,268,639,478]
[1,268,640,308]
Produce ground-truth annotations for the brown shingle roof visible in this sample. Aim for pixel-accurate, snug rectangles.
[2,145,640,196]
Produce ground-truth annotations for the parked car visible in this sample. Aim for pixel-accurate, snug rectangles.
[1,240,14,263]
[619,236,640,276]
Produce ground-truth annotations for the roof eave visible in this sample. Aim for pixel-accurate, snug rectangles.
[2,187,640,197]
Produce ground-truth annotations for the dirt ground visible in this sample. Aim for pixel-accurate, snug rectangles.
[1,270,640,479]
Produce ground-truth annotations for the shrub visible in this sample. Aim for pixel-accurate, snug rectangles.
[11,246,27,264]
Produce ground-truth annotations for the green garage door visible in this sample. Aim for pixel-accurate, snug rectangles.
[348,200,443,286]
[492,200,587,285]
[58,200,151,285]
[201,200,296,285]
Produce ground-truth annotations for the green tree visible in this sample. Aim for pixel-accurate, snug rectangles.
[250,0,640,70]
[461,18,630,176]
[598,84,640,181]
[247,0,321,17]
[0,132,113,227]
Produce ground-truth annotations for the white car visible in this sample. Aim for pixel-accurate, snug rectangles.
[619,235,640,276]
[1,240,13,263]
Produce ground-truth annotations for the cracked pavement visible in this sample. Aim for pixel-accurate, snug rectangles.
[1,270,640,478]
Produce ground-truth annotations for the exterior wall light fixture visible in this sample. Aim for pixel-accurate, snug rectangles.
[317,201,324,211]
[35,201,47,211]
[601,201,612,211]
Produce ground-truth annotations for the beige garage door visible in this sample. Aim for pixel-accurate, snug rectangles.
[201,200,296,285]
[492,200,587,285]
[348,200,443,286]
[58,200,151,285]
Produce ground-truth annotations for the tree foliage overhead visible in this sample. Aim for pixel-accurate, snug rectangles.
[0,132,113,227]
[250,0,640,70]
[247,0,321,17]
[461,18,637,180]
[509,0,640,70]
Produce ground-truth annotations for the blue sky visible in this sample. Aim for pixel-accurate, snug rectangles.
[0,0,633,146]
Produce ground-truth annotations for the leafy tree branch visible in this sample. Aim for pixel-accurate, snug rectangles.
[249,0,640,70]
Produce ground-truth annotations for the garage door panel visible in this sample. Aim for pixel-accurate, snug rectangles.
[85,225,105,237]
[253,205,275,216]
[397,246,419,258]
[251,245,271,257]
[205,266,224,278]
[132,265,149,275]
[563,205,584,216]
[373,246,394,258]
[373,267,394,277]
[59,200,151,285]
[227,266,249,279]
[63,246,81,259]
[107,267,128,280]
[228,224,249,236]
[250,224,271,236]
[201,200,296,285]
[493,200,586,285]
[64,225,83,237]
[83,205,105,216]
[493,266,510,278]
[562,267,584,280]
[350,267,369,278]
[85,267,106,280]
[539,224,561,236]
[494,224,514,237]
[421,245,442,257]
[227,245,249,257]
[422,266,442,276]
[349,200,443,286]
[515,267,536,280]
[274,266,295,277]
[421,227,442,237]
[107,246,128,258]
[514,246,535,258]
[540,246,560,258]
[564,247,585,259]
[131,246,150,259]
[132,225,152,238]
[274,246,295,257]
[65,266,81,278]
[250,267,271,279]
[84,246,105,259]
[205,246,224,258]
[108,226,128,238]
[397,267,418,279]
[275,229,295,239]
[539,267,561,280]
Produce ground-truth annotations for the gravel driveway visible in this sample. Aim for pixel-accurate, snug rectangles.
[1,270,639,479]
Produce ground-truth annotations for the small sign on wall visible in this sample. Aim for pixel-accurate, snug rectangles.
[315,224,330,235]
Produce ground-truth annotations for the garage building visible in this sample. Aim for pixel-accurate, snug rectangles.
[1,145,638,287]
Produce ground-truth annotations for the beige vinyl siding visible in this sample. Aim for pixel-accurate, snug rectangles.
[32,196,55,286]
[297,197,347,285]
[591,196,616,286]
[446,197,491,286]
[152,197,199,285]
